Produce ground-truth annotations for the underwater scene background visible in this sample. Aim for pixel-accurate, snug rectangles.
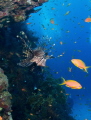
[0,0,91,120]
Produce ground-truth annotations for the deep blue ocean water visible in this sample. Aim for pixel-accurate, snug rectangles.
[26,0,91,119]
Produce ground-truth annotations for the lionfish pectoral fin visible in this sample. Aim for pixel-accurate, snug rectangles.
[17,59,33,67]
[37,58,46,67]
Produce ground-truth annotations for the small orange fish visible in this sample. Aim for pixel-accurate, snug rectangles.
[26,23,32,25]
[21,88,27,92]
[59,77,82,89]
[50,18,54,24]
[51,7,55,10]
[85,17,91,22]
[65,93,70,96]
[71,59,91,73]
[0,116,2,120]
[60,41,63,45]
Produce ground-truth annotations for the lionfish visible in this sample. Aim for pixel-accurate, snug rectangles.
[17,31,51,67]
[17,48,50,67]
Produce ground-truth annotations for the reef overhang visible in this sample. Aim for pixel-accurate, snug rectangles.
[0,0,48,28]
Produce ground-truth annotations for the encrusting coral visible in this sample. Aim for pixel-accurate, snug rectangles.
[0,0,48,28]
[0,68,12,120]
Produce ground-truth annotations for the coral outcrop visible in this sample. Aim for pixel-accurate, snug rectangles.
[0,68,12,120]
[0,0,48,27]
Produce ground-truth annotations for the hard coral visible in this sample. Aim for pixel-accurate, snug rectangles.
[0,69,8,92]
[0,68,12,120]
[0,0,48,27]
[0,91,11,111]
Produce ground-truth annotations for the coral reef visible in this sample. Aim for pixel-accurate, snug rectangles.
[0,23,75,120]
[0,68,12,120]
[0,0,48,28]
[10,71,75,120]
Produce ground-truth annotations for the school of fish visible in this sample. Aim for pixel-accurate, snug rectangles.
[24,1,91,90]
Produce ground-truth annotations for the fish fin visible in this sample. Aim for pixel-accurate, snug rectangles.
[66,85,76,89]
[17,59,33,67]
[84,66,91,73]
[83,68,88,73]
[71,87,77,89]
[59,77,66,85]
[86,66,91,68]
[71,87,82,89]
[65,85,70,87]
[66,85,77,89]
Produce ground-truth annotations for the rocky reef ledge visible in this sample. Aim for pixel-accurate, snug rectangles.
[0,0,48,28]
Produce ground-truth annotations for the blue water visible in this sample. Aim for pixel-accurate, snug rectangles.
[26,0,91,119]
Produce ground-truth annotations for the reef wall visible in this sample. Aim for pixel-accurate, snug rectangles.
[0,26,76,119]
[0,0,76,119]
[0,0,48,27]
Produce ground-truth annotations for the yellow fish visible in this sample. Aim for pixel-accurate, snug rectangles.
[59,77,82,89]
[71,59,91,73]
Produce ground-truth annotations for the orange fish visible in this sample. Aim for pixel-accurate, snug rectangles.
[21,88,27,92]
[71,59,91,73]
[59,77,82,89]
[50,18,54,24]
[0,116,2,120]
[60,41,63,45]
[85,17,91,22]
[26,23,32,25]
